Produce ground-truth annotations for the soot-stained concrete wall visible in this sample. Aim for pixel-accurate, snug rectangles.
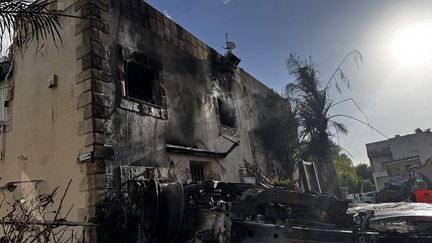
[82,0,285,184]
[0,0,292,231]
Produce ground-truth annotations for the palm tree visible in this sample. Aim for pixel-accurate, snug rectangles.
[0,0,62,53]
[286,51,363,197]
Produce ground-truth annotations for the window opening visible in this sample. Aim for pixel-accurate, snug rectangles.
[125,62,162,106]
[190,161,212,181]
[190,164,205,181]
[217,98,236,128]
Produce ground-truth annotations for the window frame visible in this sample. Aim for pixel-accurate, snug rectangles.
[124,61,163,107]
[216,97,237,129]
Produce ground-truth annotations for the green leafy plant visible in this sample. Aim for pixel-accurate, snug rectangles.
[285,51,364,197]
[0,0,62,52]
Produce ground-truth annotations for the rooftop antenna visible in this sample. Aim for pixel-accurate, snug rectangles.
[223,33,236,52]
[221,33,241,69]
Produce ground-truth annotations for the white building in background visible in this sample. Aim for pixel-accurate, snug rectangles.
[0,57,10,122]
[366,130,432,191]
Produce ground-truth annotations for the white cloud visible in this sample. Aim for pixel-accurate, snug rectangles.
[223,0,231,4]
[163,10,172,19]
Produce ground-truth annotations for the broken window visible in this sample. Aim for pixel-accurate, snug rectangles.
[217,98,236,128]
[125,61,162,106]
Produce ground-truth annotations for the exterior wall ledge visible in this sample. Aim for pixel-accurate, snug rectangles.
[119,98,168,120]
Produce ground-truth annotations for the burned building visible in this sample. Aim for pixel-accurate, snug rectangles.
[0,0,292,226]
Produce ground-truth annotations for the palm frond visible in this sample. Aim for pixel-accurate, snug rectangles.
[0,0,62,53]
[329,114,388,139]
[287,53,319,95]
[324,49,363,91]
[331,121,348,135]
[283,82,296,98]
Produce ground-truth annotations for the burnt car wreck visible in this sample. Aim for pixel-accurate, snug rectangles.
[95,179,432,243]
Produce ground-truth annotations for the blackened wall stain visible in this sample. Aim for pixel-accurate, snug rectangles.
[99,0,294,182]
[253,93,298,177]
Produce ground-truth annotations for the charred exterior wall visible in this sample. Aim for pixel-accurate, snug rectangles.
[0,0,292,226]
[73,0,285,187]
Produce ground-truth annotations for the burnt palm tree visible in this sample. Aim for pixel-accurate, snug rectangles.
[286,51,363,197]
[0,0,63,53]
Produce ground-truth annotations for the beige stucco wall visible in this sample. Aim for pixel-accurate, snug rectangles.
[0,6,86,222]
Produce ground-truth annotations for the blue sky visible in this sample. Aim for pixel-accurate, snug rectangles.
[146,0,432,164]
